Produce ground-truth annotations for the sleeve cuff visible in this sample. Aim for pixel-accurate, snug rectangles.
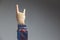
[18,24,27,29]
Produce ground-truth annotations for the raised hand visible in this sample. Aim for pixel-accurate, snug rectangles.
[16,4,26,25]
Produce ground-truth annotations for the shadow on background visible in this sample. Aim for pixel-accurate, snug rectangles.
[0,0,2,4]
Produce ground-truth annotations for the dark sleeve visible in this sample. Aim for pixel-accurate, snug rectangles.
[17,24,28,40]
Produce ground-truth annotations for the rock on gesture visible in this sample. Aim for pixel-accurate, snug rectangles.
[16,4,26,25]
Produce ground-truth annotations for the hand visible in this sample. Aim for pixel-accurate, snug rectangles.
[16,4,26,25]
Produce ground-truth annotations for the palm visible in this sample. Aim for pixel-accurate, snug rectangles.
[16,4,26,24]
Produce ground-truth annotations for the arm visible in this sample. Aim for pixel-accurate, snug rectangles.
[16,4,28,40]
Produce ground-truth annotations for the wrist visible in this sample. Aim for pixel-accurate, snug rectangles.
[18,21,25,25]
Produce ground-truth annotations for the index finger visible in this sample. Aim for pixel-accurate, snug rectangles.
[16,4,19,13]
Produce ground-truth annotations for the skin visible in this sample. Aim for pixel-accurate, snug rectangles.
[16,4,26,25]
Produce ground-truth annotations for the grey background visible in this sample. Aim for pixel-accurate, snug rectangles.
[0,0,60,40]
